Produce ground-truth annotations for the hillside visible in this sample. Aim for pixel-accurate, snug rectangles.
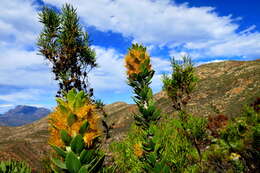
[0,105,50,126]
[0,59,259,171]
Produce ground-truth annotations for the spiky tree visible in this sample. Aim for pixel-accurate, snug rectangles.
[162,56,197,112]
[125,44,170,172]
[162,56,204,160]
[37,4,97,97]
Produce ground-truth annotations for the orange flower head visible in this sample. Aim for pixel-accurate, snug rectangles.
[69,120,83,136]
[48,108,67,131]
[76,104,95,119]
[48,89,102,149]
[133,143,143,157]
[48,128,64,147]
[125,44,152,77]
[83,131,99,147]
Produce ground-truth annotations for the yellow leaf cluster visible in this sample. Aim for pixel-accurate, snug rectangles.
[125,49,151,76]
[48,102,101,148]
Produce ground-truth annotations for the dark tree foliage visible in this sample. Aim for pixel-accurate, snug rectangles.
[37,4,97,97]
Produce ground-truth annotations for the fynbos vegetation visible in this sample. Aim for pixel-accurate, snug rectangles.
[0,3,259,173]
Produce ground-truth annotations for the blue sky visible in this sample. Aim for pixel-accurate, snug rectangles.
[0,0,260,113]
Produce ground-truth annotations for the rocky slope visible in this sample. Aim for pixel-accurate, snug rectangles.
[0,59,259,171]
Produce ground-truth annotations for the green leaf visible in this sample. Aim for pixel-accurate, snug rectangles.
[78,165,89,173]
[51,164,61,173]
[50,144,67,158]
[65,152,81,173]
[71,134,85,154]
[88,154,105,173]
[67,88,77,103]
[74,91,85,109]
[60,130,72,146]
[80,149,94,164]
[79,120,89,135]
[56,98,65,106]
[59,104,68,114]
[0,161,6,172]
[67,113,77,126]
[51,158,66,169]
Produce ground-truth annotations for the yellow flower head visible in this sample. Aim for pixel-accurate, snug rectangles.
[133,143,143,157]
[125,44,152,77]
[49,90,101,147]
[75,104,95,119]
[48,127,64,147]
[69,120,83,136]
[83,131,99,147]
[48,108,68,130]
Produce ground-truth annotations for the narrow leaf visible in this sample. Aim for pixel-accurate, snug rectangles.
[60,130,72,146]
[51,158,66,169]
[50,144,67,158]
[70,134,85,154]
[79,120,89,135]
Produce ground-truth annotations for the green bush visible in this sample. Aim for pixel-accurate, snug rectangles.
[0,160,31,173]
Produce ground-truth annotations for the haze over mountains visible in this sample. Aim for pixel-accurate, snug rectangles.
[0,60,259,171]
[0,105,50,126]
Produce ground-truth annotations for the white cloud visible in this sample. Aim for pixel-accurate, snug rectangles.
[169,50,192,60]
[89,46,126,92]
[0,89,42,103]
[0,104,15,114]
[43,0,260,59]
[43,0,237,46]
[0,48,56,87]
[1,0,260,107]
[89,46,170,93]
[0,104,14,108]
[195,59,225,67]
[0,0,40,48]
[151,57,171,73]
[207,33,260,58]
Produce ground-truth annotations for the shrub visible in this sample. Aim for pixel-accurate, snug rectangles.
[162,56,197,111]
[0,160,31,173]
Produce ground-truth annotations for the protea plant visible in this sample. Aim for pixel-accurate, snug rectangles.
[125,44,152,77]
[48,88,104,173]
[124,43,170,172]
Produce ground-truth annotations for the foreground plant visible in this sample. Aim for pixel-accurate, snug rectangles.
[48,89,104,173]
[124,43,170,172]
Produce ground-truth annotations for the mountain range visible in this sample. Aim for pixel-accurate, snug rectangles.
[0,105,50,126]
[0,59,259,171]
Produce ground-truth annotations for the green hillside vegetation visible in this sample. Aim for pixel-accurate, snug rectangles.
[0,3,259,173]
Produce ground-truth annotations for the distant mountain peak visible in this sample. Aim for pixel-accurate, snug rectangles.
[0,105,50,126]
